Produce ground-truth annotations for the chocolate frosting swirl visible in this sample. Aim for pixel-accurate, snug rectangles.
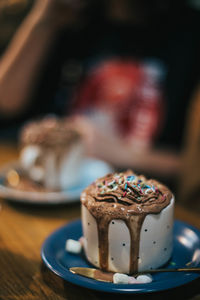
[20,116,81,148]
[81,170,172,215]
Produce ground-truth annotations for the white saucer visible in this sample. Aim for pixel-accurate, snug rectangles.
[0,158,113,205]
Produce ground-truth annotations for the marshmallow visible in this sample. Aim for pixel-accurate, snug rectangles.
[65,239,82,254]
[136,274,153,283]
[113,273,129,284]
[128,276,139,284]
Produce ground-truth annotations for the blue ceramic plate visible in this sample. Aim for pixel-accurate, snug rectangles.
[0,158,112,204]
[41,219,200,294]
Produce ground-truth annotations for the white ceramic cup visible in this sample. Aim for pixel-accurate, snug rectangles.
[82,196,174,273]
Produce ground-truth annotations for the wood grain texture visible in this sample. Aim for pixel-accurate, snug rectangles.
[0,144,199,300]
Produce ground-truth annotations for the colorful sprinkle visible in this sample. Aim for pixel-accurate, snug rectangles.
[112,185,118,191]
[145,188,151,194]
[127,175,135,181]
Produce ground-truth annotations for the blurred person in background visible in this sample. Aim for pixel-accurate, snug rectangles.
[0,0,199,188]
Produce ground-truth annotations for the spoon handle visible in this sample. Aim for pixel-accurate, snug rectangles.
[135,267,200,275]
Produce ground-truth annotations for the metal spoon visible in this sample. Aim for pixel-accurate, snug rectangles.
[70,267,200,283]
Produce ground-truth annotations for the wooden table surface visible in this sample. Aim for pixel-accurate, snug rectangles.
[0,144,200,300]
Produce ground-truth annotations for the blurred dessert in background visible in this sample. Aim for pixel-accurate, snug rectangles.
[19,115,84,190]
[81,170,174,274]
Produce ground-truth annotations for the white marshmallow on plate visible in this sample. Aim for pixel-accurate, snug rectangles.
[128,276,139,284]
[136,274,153,283]
[65,239,82,254]
[113,273,129,284]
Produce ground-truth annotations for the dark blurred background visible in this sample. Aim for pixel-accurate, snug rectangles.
[0,0,199,142]
[0,0,200,206]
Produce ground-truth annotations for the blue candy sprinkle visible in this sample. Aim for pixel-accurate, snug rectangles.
[127,176,135,181]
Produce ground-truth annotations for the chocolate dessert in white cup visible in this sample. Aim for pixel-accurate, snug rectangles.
[20,116,84,190]
[81,170,174,274]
